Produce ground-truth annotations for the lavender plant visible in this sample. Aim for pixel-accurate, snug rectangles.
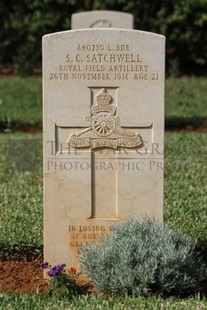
[80,215,204,296]
[42,262,85,298]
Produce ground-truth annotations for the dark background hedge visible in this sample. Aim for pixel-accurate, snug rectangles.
[1,0,207,76]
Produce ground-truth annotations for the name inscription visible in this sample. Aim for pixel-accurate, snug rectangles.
[49,44,159,82]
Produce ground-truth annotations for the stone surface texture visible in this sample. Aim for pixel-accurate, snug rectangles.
[72,10,133,29]
[43,29,165,270]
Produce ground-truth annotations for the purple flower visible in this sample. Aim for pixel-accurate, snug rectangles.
[58,263,66,271]
[42,262,49,269]
[47,263,66,277]
[48,266,58,277]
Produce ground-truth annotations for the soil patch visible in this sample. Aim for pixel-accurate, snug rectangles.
[0,259,48,295]
[0,259,94,296]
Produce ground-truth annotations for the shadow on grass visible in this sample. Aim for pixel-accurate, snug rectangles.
[195,239,207,298]
[0,244,43,261]
[0,121,42,133]
[165,116,207,131]
[196,239,207,265]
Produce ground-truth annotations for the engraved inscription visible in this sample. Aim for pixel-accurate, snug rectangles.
[69,225,112,248]
[49,44,160,82]
[67,88,143,150]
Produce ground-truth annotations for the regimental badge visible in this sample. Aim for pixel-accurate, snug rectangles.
[67,88,143,150]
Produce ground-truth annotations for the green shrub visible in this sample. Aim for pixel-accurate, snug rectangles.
[80,215,204,296]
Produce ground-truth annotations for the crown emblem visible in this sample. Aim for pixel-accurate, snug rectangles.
[91,88,116,115]
[95,88,112,105]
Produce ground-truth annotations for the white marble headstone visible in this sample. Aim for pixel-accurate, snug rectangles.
[43,29,165,269]
[72,10,133,29]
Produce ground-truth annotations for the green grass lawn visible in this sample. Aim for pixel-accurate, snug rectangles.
[164,131,207,239]
[0,77,207,308]
[0,292,206,309]
[0,77,42,129]
[0,133,42,258]
[165,77,207,128]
